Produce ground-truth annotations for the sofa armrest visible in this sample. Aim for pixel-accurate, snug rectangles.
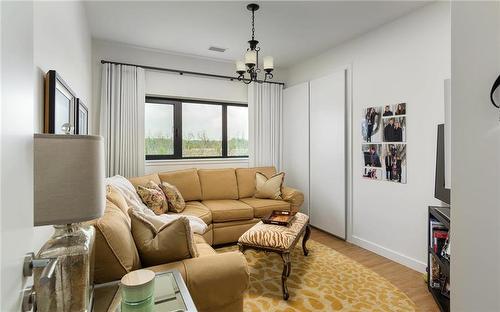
[282,186,304,214]
[182,251,249,312]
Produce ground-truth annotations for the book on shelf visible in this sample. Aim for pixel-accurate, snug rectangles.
[429,220,446,247]
[433,230,448,255]
[428,219,450,290]
[429,256,441,288]
[441,232,451,261]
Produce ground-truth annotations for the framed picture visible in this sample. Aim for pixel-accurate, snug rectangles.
[75,99,88,135]
[44,70,77,134]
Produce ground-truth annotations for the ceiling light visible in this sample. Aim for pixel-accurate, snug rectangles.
[235,3,274,84]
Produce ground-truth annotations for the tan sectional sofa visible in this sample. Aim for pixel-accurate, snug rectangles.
[92,166,304,312]
[128,167,304,245]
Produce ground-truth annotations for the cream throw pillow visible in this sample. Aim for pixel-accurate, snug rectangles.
[255,172,285,200]
[128,209,198,267]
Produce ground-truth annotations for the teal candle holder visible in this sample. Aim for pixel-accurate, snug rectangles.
[120,270,156,312]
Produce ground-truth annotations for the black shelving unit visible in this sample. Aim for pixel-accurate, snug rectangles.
[427,206,450,312]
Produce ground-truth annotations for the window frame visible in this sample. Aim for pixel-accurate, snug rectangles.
[145,97,249,160]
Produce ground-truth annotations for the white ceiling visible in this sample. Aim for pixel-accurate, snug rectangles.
[84,1,431,68]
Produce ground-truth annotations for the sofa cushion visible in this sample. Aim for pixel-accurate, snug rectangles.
[239,198,291,218]
[235,167,277,198]
[201,199,253,222]
[129,209,198,267]
[93,200,141,283]
[159,169,202,201]
[212,219,260,245]
[106,185,131,224]
[128,173,161,189]
[198,168,238,200]
[169,201,212,225]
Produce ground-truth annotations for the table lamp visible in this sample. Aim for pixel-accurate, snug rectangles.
[32,134,105,312]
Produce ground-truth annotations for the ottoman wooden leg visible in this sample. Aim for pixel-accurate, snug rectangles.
[302,224,311,256]
[280,253,291,300]
[238,244,245,253]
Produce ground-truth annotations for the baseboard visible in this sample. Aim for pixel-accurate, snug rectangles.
[349,235,427,273]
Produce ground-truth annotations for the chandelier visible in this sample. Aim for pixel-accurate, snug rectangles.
[235,3,274,84]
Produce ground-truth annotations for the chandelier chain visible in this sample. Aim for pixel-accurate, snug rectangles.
[251,8,255,40]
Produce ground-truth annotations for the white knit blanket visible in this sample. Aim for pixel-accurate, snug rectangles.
[105,175,207,235]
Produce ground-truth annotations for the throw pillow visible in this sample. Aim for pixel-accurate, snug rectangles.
[159,182,186,213]
[255,172,285,200]
[128,209,198,267]
[136,181,169,215]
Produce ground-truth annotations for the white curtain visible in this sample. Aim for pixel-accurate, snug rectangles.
[99,63,145,177]
[248,82,283,169]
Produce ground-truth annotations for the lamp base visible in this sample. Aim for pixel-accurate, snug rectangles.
[34,224,95,312]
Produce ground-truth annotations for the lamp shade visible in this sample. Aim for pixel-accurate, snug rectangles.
[236,60,246,72]
[263,56,274,70]
[34,134,105,226]
[245,50,257,65]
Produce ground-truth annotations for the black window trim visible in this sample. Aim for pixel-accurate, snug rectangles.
[145,96,249,160]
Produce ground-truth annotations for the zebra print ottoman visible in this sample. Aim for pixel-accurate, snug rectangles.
[237,212,311,300]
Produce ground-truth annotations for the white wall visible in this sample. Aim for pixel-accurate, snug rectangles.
[146,70,246,104]
[1,2,35,311]
[33,1,93,252]
[93,40,272,172]
[284,2,450,272]
[451,2,500,311]
[92,39,245,133]
[34,1,92,133]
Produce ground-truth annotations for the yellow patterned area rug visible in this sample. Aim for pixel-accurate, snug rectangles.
[217,239,417,312]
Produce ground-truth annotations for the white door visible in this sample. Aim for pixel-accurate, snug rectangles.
[1,2,36,310]
[309,70,346,238]
[283,82,310,215]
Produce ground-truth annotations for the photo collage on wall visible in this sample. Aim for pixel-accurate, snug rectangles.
[362,103,407,183]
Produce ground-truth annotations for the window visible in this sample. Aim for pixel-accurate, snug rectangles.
[145,103,174,156]
[182,103,222,157]
[227,106,249,156]
[145,97,248,160]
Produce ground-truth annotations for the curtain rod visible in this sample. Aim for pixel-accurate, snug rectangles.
[100,60,285,86]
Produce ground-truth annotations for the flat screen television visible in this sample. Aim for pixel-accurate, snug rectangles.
[435,124,450,204]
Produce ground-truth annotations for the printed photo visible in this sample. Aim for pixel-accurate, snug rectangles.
[394,103,406,116]
[362,168,383,181]
[382,116,406,142]
[362,144,382,168]
[382,104,395,117]
[361,107,382,143]
[382,144,407,184]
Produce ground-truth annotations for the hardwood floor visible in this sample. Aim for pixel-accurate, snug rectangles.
[310,227,439,312]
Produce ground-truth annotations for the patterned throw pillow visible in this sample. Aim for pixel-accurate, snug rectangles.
[159,182,186,213]
[136,181,169,215]
[255,172,285,200]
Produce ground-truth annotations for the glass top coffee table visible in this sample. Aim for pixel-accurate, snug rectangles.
[92,269,197,312]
